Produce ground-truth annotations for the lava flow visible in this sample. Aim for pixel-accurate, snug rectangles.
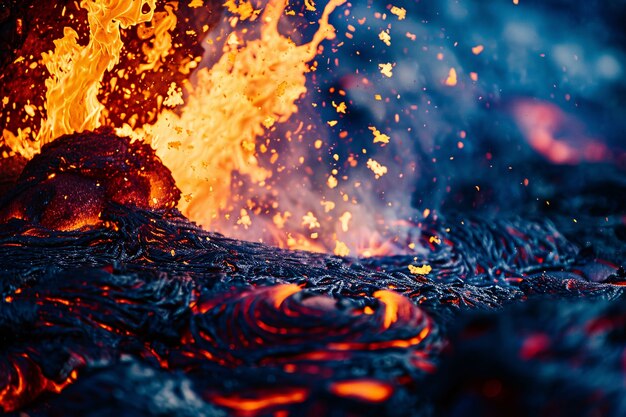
[1,0,626,416]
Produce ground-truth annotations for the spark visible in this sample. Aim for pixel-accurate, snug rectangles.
[302,212,320,229]
[408,264,432,275]
[163,82,184,107]
[378,30,391,46]
[366,158,388,178]
[445,68,457,86]
[334,240,350,257]
[369,126,390,145]
[390,6,406,20]
[379,63,393,78]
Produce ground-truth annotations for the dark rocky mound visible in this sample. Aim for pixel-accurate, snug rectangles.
[0,129,180,230]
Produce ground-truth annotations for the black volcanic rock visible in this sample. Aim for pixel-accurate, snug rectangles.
[0,130,180,230]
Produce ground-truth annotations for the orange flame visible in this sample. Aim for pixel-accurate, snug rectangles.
[138,0,346,226]
[3,0,422,258]
[3,0,158,158]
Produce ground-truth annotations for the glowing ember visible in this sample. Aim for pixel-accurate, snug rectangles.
[408,264,432,276]
[378,62,393,78]
[389,6,406,20]
[444,67,457,86]
[366,158,388,178]
[369,126,390,145]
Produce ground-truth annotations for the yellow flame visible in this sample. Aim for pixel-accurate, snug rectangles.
[140,0,346,225]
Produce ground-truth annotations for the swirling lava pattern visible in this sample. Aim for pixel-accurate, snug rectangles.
[0,200,624,416]
[179,285,438,414]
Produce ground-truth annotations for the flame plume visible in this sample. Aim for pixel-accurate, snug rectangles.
[141,0,346,226]
[3,0,354,254]
[36,0,156,153]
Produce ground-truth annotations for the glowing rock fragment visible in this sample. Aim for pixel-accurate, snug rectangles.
[366,158,388,178]
[408,264,432,275]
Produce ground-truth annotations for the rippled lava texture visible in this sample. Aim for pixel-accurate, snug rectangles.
[0,131,624,416]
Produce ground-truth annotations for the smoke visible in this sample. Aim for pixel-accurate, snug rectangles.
[312,0,626,213]
[160,0,626,255]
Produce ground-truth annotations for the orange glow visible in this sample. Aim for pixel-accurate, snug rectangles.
[374,290,401,329]
[0,356,77,412]
[42,297,71,306]
[511,100,609,164]
[211,388,308,414]
[328,329,430,351]
[329,379,393,402]
[271,284,301,308]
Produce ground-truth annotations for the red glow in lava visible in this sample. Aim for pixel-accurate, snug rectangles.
[511,100,609,164]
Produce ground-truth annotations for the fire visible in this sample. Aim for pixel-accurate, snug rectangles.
[2,0,157,158]
[1,0,422,257]
[136,2,177,74]
[38,0,156,154]
[140,0,346,231]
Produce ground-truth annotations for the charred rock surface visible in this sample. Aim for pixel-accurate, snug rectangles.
[0,210,623,414]
[429,294,626,417]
